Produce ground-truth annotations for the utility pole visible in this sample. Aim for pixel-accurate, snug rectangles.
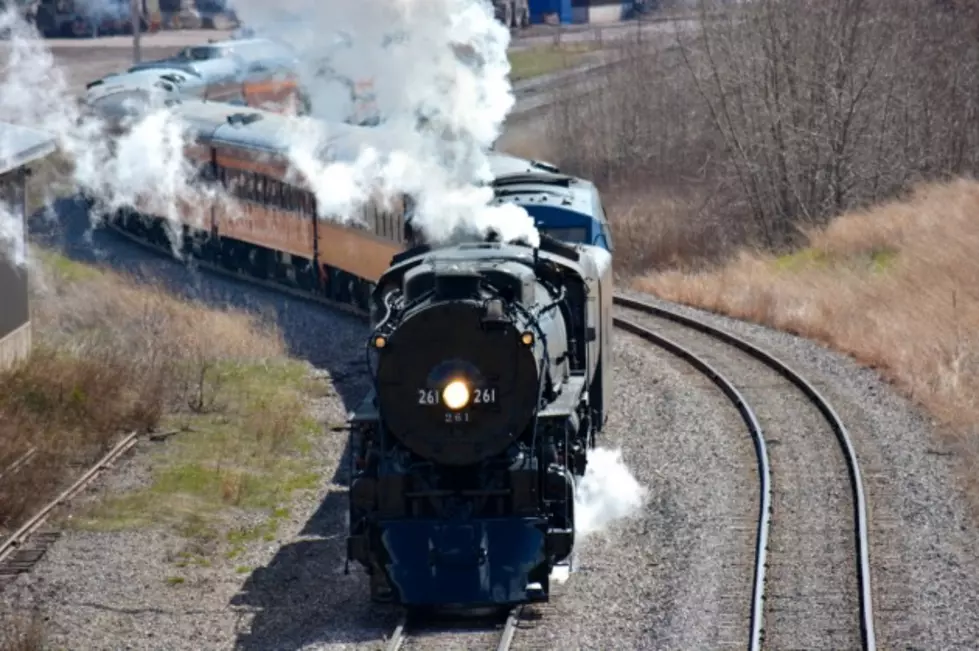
[131,0,142,64]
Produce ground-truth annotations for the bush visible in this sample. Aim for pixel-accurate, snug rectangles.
[0,250,285,533]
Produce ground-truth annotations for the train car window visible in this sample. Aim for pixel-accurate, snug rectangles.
[394,199,406,243]
[254,175,265,203]
[225,169,239,194]
[269,179,280,208]
[541,226,589,244]
[240,172,250,200]
[362,200,376,234]
[381,209,390,239]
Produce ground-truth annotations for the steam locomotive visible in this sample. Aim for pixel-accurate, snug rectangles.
[349,227,612,606]
[79,90,615,607]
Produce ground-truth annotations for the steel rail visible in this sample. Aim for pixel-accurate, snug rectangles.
[384,607,519,651]
[0,447,38,484]
[385,613,407,651]
[496,606,521,651]
[613,315,771,651]
[614,294,877,651]
[0,432,139,565]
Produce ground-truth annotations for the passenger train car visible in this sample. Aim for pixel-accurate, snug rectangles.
[94,98,612,311]
[84,38,309,118]
[83,35,378,122]
[94,97,614,607]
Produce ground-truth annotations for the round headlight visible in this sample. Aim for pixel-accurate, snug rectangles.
[442,380,470,411]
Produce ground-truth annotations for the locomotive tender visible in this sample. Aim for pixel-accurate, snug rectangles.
[82,94,614,608]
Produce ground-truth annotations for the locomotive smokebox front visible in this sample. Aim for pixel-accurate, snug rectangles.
[373,268,543,466]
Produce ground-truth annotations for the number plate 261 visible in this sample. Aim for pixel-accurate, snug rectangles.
[416,388,498,405]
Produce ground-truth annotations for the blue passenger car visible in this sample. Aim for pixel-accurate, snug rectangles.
[487,153,614,252]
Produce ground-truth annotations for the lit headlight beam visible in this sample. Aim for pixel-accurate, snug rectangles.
[442,380,470,410]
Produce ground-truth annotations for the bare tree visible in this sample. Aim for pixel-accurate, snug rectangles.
[538,0,979,269]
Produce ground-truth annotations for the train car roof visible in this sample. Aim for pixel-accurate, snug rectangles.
[171,100,386,161]
[87,66,207,96]
[487,159,605,226]
[487,151,562,178]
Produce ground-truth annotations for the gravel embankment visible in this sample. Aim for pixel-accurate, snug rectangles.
[618,304,863,649]
[617,287,979,649]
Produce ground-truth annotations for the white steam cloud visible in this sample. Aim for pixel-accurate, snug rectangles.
[0,7,212,266]
[575,447,647,536]
[0,0,539,268]
[213,0,539,244]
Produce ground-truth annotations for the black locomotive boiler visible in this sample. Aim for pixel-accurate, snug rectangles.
[346,232,613,608]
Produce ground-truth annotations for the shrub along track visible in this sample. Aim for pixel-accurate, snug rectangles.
[105,219,877,649]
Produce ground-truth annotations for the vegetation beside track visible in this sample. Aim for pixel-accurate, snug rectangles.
[508,42,600,81]
[524,0,979,510]
[0,245,327,588]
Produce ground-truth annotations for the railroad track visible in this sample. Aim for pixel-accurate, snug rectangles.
[384,607,520,651]
[613,294,876,650]
[0,432,138,589]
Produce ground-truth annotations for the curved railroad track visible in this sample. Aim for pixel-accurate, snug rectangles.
[614,295,876,650]
[103,222,877,648]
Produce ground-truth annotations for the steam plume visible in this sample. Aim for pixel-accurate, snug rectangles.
[0,7,210,265]
[575,447,647,536]
[0,0,539,267]
[226,0,540,245]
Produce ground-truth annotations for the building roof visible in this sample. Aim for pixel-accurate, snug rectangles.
[0,122,56,176]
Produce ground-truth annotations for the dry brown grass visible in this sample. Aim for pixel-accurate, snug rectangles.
[637,177,979,480]
[0,248,285,535]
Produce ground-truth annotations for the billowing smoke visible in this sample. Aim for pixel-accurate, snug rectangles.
[0,7,211,266]
[575,447,647,536]
[0,0,539,267]
[228,0,539,245]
